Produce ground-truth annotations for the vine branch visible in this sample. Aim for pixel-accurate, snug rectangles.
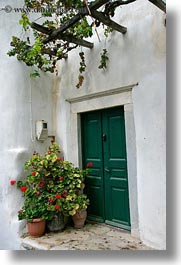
[31,23,94,49]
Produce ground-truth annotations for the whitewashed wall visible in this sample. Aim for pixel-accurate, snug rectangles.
[55,0,166,249]
[0,0,54,249]
[0,0,166,250]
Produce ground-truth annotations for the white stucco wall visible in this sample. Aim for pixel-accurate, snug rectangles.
[55,0,166,249]
[0,0,166,250]
[0,0,54,249]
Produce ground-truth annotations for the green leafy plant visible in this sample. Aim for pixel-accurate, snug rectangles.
[76,51,86,89]
[63,193,89,216]
[7,1,164,88]
[104,26,113,38]
[10,142,91,222]
[19,13,30,31]
[99,48,109,70]
[7,0,115,88]
[17,189,50,222]
[30,70,40,78]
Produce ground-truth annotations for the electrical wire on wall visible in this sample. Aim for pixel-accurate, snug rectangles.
[29,78,36,142]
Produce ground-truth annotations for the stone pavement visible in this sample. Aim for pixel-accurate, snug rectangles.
[21,223,152,250]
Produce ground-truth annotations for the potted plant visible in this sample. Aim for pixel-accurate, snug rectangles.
[59,161,92,228]
[63,193,90,229]
[20,142,67,232]
[15,180,50,237]
[10,143,65,236]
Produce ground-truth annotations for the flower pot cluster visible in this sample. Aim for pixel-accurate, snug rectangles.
[10,143,91,237]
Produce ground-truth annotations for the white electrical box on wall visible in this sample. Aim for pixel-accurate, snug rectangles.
[35,120,48,141]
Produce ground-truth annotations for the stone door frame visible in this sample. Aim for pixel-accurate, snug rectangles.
[66,84,139,237]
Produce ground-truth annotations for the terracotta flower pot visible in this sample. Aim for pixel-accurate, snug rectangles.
[27,218,46,237]
[72,209,87,229]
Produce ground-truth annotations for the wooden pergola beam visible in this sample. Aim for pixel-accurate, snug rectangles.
[58,34,94,49]
[148,0,166,13]
[43,12,87,44]
[31,22,50,35]
[30,0,165,50]
[89,0,109,9]
[32,0,127,45]
[91,9,127,34]
[43,0,109,44]
[106,0,136,8]
[31,22,94,49]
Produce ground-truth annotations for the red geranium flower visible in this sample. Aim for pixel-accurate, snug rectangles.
[56,194,61,199]
[32,171,36,176]
[20,186,27,193]
[86,162,93,168]
[36,191,40,195]
[55,205,60,210]
[57,157,63,161]
[59,176,64,181]
[10,180,16,186]
[48,198,54,203]
[38,182,45,188]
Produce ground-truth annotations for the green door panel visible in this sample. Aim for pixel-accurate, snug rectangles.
[103,108,130,229]
[81,107,130,230]
[81,111,105,222]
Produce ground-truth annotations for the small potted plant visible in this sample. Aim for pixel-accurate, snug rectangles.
[15,180,50,237]
[60,162,92,228]
[63,193,90,228]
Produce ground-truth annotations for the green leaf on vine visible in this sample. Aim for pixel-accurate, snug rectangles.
[30,70,40,78]
[19,13,30,31]
[99,49,109,70]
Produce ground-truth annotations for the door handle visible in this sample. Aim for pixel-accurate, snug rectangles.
[105,168,110,173]
[102,134,107,142]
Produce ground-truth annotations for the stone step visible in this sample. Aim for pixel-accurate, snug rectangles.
[21,223,152,250]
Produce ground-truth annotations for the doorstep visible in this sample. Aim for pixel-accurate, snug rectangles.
[21,223,152,250]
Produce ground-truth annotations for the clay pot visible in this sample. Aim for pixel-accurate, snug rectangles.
[72,209,87,229]
[27,219,46,237]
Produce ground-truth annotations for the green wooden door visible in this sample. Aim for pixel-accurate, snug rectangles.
[81,107,131,230]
